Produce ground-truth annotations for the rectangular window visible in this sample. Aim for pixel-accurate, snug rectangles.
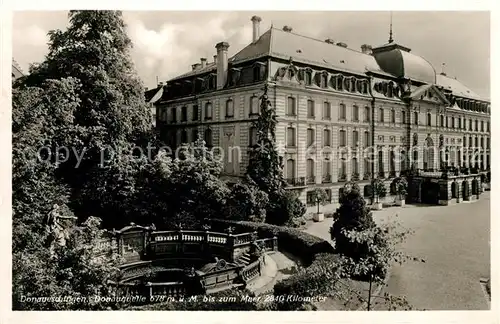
[287,97,296,116]
[352,130,359,147]
[379,108,384,122]
[339,130,346,147]
[487,122,490,132]
[307,100,315,118]
[487,138,490,149]
[469,119,472,131]
[391,110,395,123]
[339,104,346,120]
[181,106,188,122]
[287,127,296,147]
[458,118,461,129]
[353,105,359,122]
[323,129,331,147]
[323,102,331,119]
[475,120,478,131]
[364,106,370,122]
[172,107,177,123]
[445,117,448,128]
[192,105,199,121]
[205,103,212,120]
[226,99,234,118]
[414,112,418,125]
[307,128,314,147]
[427,113,432,126]
[401,111,406,124]
[364,131,370,147]
[481,121,484,132]
[250,96,259,115]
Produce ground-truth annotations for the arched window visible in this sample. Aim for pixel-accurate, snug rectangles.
[305,70,312,86]
[337,76,344,91]
[321,73,328,88]
[339,159,347,180]
[322,158,332,181]
[205,102,213,120]
[225,99,234,118]
[204,128,213,147]
[352,157,358,175]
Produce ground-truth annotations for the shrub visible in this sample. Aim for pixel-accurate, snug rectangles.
[273,253,342,310]
[210,219,334,265]
[222,180,269,223]
[371,179,387,203]
[266,189,306,226]
[330,188,377,266]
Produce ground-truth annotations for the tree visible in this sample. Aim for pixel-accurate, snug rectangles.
[12,78,83,253]
[329,186,377,262]
[223,179,269,223]
[246,83,286,193]
[340,214,416,310]
[246,83,305,225]
[371,178,387,203]
[392,177,408,200]
[16,10,154,221]
[310,188,328,214]
[13,216,121,310]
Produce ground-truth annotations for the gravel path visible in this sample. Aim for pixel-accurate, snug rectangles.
[304,192,490,310]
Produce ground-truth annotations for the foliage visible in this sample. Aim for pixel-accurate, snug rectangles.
[222,179,269,223]
[371,178,387,203]
[273,253,342,310]
[246,83,285,194]
[390,177,408,199]
[210,219,334,265]
[12,217,121,310]
[245,83,305,225]
[12,78,83,253]
[330,187,376,259]
[131,139,230,229]
[15,10,154,223]
[309,188,329,214]
[266,189,306,226]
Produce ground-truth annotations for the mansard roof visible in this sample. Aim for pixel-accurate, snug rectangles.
[436,73,484,101]
[231,27,387,76]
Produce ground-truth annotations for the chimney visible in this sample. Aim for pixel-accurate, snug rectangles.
[324,38,335,44]
[200,58,207,68]
[283,25,292,32]
[361,44,373,55]
[215,42,230,90]
[192,63,201,71]
[213,55,217,63]
[336,42,347,48]
[251,16,262,42]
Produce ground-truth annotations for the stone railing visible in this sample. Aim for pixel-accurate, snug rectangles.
[233,232,257,246]
[255,237,278,252]
[240,259,261,282]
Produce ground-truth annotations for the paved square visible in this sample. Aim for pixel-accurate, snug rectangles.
[304,192,490,310]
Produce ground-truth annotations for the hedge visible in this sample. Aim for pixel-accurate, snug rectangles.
[210,219,334,265]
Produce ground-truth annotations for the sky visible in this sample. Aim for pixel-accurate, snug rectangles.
[12,11,490,99]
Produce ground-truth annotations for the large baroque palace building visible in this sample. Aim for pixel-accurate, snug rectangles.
[153,16,490,206]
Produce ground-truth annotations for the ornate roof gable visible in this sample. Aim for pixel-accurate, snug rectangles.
[408,84,450,106]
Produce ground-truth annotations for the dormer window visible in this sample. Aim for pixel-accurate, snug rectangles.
[321,73,328,88]
[305,69,312,86]
[362,81,368,94]
[350,78,356,93]
[337,76,344,91]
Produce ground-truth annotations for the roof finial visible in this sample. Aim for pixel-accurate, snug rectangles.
[388,11,394,43]
[441,63,446,75]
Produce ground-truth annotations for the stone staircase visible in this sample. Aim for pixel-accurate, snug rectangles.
[236,252,252,266]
